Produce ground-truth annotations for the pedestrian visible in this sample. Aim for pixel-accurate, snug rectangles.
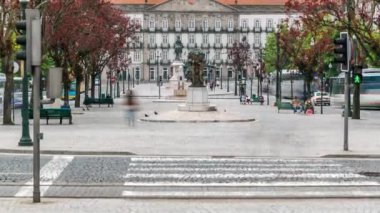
[124,90,139,126]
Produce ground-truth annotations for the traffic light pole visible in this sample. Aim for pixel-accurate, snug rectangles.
[344,71,349,151]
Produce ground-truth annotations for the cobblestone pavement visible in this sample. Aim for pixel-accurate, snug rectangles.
[1,154,380,198]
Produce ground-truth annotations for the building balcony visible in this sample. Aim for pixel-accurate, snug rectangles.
[160,59,171,65]
[202,27,209,32]
[162,27,168,32]
[187,43,197,49]
[188,27,196,32]
[226,43,234,48]
[226,59,233,64]
[149,27,155,32]
[214,43,223,49]
[240,27,249,32]
[148,43,158,49]
[201,43,210,49]
[147,59,157,65]
[214,59,223,64]
[160,43,170,49]
[175,27,181,32]
[266,27,274,33]
[215,27,221,32]
[254,27,262,33]
[227,27,234,32]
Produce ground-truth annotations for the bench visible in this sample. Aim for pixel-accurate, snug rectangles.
[29,108,72,125]
[252,94,264,104]
[83,97,114,107]
[277,101,294,113]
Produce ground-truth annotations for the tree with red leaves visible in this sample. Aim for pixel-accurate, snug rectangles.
[286,0,380,66]
[1,0,21,125]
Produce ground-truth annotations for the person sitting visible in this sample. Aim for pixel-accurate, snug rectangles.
[291,96,303,113]
[304,98,314,115]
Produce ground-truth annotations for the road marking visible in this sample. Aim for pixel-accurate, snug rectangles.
[15,156,73,197]
[130,157,337,163]
[128,163,343,167]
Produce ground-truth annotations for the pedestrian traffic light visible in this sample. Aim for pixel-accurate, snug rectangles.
[333,32,350,72]
[353,72,362,85]
[15,20,27,61]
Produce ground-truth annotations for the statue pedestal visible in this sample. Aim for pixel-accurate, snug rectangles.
[170,60,187,97]
[178,87,216,112]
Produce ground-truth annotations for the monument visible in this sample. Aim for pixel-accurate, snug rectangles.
[170,36,186,96]
[178,49,216,112]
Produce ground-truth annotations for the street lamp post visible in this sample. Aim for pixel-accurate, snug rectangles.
[19,0,32,146]
[156,50,161,99]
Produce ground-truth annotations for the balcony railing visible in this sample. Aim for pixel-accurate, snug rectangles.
[254,27,262,33]
[215,27,221,32]
[202,27,208,32]
[148,43,158,49]
[253,43,261,49]
[188,27,196,32]
[147,59,157,65]
[161,59,171,65]
[226,43,234,48]
[161,43,170,49]
[149,27,155,32]
[187,43,197,49]
[227,27,234,32]
[175,27,181,32]
[214,59,223,64]
[214,43,223,49]
[241,27,249,32]
[266,27,273,33]
[226,59,233,64]
[201,43,210,49]
[162,27,168,32]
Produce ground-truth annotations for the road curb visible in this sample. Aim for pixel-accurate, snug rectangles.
[139,118,255,123]
[0,149,136,156]
[322,154,380,158]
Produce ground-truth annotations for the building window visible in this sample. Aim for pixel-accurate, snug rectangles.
[215,50,221,60]
[267,19,273,28]
[135,67,140,80]
[228,67,233,77]
[189,34,195,44]
[202,34,208,44]
[150,67,155,80]
[215,18,221,29]
[227,34,233,44]
[203,18,208,30]
[175,18,181,28]
[255,19,261,29]
[162,34,168,44]
[189,17,195,29]
[228,18,233,29]
[149,51,156,61]
[149,16,155,29]
[216,67,220,77]
[162,50,168,60]
[205,52,209,61]
[215,34,221,44]
[162,17,168,30]
[149,34,155,44]
[133,50,141,62]
[242,19,248,28]
[163,67,168,79]
[254,34,261,46]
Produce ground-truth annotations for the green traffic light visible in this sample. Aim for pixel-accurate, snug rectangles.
[354,74,361,84]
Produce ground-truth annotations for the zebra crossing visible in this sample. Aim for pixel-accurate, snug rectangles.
[123,157,379,186]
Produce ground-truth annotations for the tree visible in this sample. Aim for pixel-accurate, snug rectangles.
[0,1,20,125]
[227,36,253,96]
[286,0,380,66]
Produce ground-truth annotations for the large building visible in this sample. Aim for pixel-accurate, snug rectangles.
[111,0,289,83]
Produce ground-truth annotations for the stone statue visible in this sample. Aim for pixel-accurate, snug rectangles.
[174,36,184,60]
[188,49,205,87]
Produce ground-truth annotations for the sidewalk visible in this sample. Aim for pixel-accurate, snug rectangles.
[0,82,379,158]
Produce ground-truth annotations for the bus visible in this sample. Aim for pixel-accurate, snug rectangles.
[330,68,380,108]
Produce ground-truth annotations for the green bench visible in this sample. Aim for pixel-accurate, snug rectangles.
[29,108,72,125]
[251,94,264,104]
[277,101,294,113]
[83,97,114,107]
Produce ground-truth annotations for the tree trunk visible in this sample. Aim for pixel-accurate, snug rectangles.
[2,56,14,125]
[91,74,96,99]
[74,75,81,108]
[234,70,237,96]
[63,68,70,107]
[84,73,89,98]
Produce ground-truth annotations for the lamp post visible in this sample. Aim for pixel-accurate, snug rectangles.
[156,50,161,99]
[19,0,32,146]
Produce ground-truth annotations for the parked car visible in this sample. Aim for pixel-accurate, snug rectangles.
[311,91,331,106]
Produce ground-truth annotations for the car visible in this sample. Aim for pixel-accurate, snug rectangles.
[311,91,330,106]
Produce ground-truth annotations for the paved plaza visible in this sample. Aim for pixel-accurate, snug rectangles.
[0,82,379,157]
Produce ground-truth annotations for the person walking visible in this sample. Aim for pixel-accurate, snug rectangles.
[124,90,139,126]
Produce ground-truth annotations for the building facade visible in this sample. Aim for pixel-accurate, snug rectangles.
[112,0,288,83]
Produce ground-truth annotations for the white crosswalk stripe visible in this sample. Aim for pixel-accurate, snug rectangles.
[15,156,74,197]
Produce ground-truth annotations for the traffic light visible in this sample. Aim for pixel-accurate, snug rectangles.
[333,32,350,72]
[15,20,27,61]
[353,73,362,85]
